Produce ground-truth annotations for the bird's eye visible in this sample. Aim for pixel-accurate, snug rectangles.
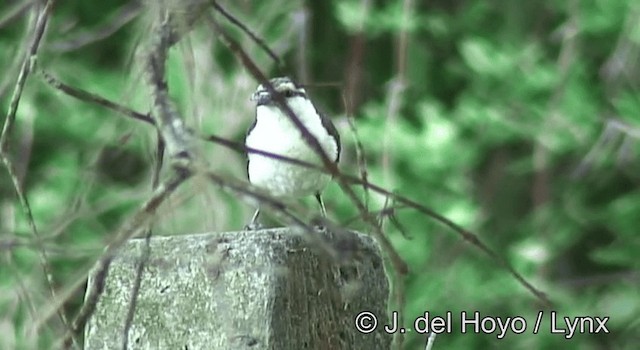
[283,90,295,98]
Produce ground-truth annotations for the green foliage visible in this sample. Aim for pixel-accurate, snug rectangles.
[1,0,638,349]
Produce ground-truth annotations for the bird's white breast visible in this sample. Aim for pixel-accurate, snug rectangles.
[246,97,338,198]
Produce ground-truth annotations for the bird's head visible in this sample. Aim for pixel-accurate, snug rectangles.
[251,77,307,106]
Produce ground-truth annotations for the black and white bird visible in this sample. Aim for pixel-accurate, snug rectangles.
[245,77,340,228]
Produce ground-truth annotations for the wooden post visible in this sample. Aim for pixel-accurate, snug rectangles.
[84,228,392,349]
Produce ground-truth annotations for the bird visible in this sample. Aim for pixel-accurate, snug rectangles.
[245,77,341,229]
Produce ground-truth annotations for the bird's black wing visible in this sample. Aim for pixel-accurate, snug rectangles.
[245,113,258,181]
[318,110,341,163]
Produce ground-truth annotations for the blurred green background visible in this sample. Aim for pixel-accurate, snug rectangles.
[1,0,639,349]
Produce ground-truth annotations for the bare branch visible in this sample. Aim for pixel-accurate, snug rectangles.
[0,0,79,345]
[1,1,54,153]
[40,70,155,125]
[573,118,640,178]
[211,1,282,66]
[342,92,370,210]
[293,7,310,82]
[144,16,194,161]
[47,2,142,53]
[0,0,33,29]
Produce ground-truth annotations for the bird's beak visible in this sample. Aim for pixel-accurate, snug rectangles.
[251,91,272,106]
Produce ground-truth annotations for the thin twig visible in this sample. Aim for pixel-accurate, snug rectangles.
[0,0,33,29]
[211,1,281,66]
[0,0,79,346]
[378,196,410,239]
[121,232,151,350]
[1,0,54,152]
[342,92,370,210]
[63,255,111,349]
[4,253,38,320]
[145,17,194,160]
[387,2,413,343]
[293,6,310,82]
[343,0,370,114]
[40,70,155,124]
[342,204,406,226]
[424,332,436,350]
[47,2,141,53]
[573,118,640,178]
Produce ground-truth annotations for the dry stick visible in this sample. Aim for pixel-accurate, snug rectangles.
[387,0,412,345]
[387,205,410,239]
[378,195,410,240]
[0,0,79,346]
[342,204,407,226]
[62,170,191,349]
[342,0,371,209]
[41,73,551,306]
[425,332,437,350]
[572,119,637,178]
[382,0,410,195]
[598,3,639,95]
[40,70,154,124]
[48,2,141,53]
[63,256,111,349]
[293,7,310,83]
[0,47,25,99]
[211,1,281,66]
[145,19,193,160]
[4,253,38,319]
[342,93,370,211]
[342,0,370,111]
[0,0,33,29]
[1,1,54,151]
